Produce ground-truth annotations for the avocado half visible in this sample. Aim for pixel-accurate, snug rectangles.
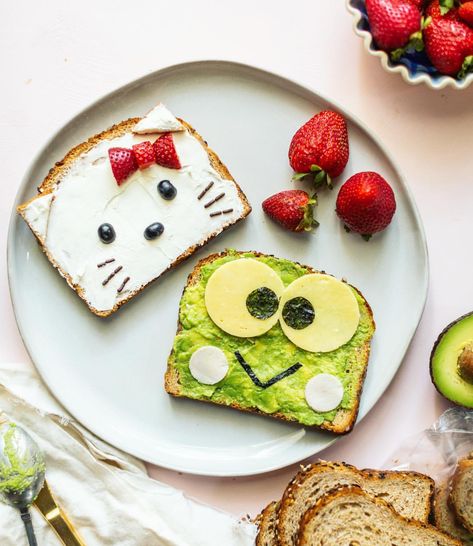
[430,312,473,408]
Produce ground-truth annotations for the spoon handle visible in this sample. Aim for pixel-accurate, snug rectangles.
[20,507,38,546]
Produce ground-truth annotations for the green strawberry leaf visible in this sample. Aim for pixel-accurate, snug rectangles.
[458,55,473,79]
[297,195,319,232]
[292,172,311,182]
[314,170,326,185]
[422,16,432,30]
[439,0,455,15]
[310,164,322,172]
[391,30,424,62]
[391,48,405,62]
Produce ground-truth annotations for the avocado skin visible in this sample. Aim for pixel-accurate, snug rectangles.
[430,311,473,408]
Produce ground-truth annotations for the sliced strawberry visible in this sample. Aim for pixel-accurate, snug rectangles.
[108,147,138,185]
[153,133,181,169]
[132,141,155,169]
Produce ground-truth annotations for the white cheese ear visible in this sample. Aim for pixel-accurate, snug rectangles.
[132,103,184,134]
[20,193,54,243]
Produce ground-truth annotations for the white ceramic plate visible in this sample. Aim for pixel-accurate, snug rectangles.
[8,61,428,476]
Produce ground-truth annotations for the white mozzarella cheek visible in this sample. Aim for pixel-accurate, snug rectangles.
[189,346,229,385]
[305,374,344,413]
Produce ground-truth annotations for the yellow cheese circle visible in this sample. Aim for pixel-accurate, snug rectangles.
[279,273,360,353]
[204,258,284,337]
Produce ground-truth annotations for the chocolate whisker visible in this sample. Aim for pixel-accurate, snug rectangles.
[204,192,225,208]
[197,181,214,200]
[97,258,116,268]
[209,208,234,218]
[102,266,123,286]
[117,277,130,294]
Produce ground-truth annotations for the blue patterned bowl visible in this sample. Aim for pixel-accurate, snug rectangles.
[347,0,473,90]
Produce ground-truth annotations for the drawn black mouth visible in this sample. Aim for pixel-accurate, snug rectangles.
[234,351,302,389]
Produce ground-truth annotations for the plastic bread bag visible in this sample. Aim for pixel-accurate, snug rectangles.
[385,408,472,482]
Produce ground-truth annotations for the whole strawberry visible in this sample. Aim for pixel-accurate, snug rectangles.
[426,0,454,18]
[153,133,181,169]
[336,172,396,239]
[262,190,317,232]
[408,0,425,8]
[289,111,349,188]
[366,0,422,54]
[424,14,473,76]
[459,2,473,26]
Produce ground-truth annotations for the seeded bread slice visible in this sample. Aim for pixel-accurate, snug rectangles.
[276,461,434,546]
[450,458,473,534]
[17,118,251,317]
[255,502,279,546]
[165,250,375,434]
[298,486,461,546]
[434,483,473,545]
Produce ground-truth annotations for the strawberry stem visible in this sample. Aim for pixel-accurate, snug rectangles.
[361,234,372,241]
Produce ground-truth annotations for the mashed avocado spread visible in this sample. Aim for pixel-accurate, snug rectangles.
[170,251,375,426]
[0,423,45,495]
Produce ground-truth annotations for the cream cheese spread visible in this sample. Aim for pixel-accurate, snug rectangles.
[22,128,246,314]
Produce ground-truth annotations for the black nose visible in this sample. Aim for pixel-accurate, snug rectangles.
[98,223,116,244]
[158,180,177,200]
[144,222,164,240]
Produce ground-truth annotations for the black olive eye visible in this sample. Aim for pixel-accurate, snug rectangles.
[158,180,177,200]
[282,297,315,330]
[246,287,279,320]
[144,222,164,240]
[98,223,116,244]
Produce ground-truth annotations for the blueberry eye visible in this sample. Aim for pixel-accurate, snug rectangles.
[144,222,164,240]
[98,223,116,244]
[158,180,177,200]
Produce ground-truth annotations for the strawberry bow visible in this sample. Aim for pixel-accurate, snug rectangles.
[108,133,181,186]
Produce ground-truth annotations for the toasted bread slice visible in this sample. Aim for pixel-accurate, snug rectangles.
[450,458,473,534]
[435,483,473,545]
[276,461,434,546]
[165,250,375,434]
[298,486,461,546]
[18,117,251,317]
[255,501,279,546]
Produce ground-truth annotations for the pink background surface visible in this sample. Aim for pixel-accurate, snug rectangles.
[1,0,473,520]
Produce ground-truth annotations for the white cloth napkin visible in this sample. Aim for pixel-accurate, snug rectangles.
[0,361,257,545]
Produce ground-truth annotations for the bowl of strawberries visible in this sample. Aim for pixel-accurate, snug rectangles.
[347,0,473,89]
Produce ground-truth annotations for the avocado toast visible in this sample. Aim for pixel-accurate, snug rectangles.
[165,250,375,433]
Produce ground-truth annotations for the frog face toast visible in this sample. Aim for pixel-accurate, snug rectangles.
[165,250,375,434]
[17,104,251,317]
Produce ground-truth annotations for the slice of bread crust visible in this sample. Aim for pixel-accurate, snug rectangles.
[450,458,473,534]
[164,250,375,434]
[17,119,251,317]
[434,483,473,545]
[255,501,279,546]
[298,486,461,546]
[276,460,435,546]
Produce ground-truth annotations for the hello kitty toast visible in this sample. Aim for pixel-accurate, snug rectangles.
[17,103,251,317]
